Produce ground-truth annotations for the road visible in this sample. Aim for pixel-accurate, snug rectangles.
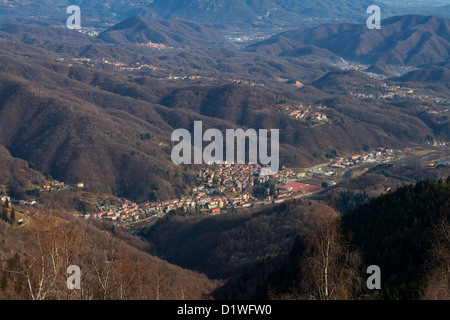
[121,213,166,228]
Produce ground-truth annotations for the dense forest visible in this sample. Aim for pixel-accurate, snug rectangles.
[342,177,450,299]
[140,199,333,279]
[214,177,450,300]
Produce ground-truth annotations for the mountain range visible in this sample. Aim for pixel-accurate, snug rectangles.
[0,13,448,202]
[393,65,450,86]
[143,0,375,29]
[98,15,226,48]
[1,0,450,31]
[247,14,450,68]
[0,1,448,303]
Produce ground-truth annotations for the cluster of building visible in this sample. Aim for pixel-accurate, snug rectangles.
[8,181,85,208]
[1,195,35,207]
[58,57,127,68]
[42,181,83,191]
[329,148,399,168]
[279,104,328,122]
[427,140,448,146]
[426,107,449,115]
[197,163,263,193]
[227,78,265,87]
[79,27,101,37]
[338,62,371,72]
[350,83,450,106]
[139,41,177,50]
[42,180,65,191]
[197,163,308,193]
[83,163,318,225]
[167,74,213,81]
[1,192,35,208]
[124,63,166,72]
[57,56,168,74]
[350,84,415,100]
[90,198,144,223]
[7,149,408,227]
[88,191,256,224]
[0,195,11,207]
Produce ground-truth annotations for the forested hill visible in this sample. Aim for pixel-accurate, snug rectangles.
[220,177,450,300]
[341,177,450,299]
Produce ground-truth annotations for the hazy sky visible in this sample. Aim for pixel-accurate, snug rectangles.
[379,0,450,2]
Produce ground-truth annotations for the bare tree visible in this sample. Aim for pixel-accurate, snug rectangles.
[2,213,217,300]
[8,216,87,300]
[422,216,450,300]
[90,236,119,300]
[299,208,363,300]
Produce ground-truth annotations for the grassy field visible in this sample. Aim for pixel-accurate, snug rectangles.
[411,149,436,156]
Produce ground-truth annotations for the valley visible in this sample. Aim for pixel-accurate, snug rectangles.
[9,142,447,237]
[0,0,449,302]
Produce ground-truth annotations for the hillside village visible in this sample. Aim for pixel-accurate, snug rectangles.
[84,163,305,224]
[350,83,450,107]
[78,148,403,225]
[4,145,446,227]
[2,149,395,225]
[279,104,329,123]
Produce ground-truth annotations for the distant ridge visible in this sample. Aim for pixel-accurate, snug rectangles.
[392,66,450,87]
[312,70,383,92]
[98,15,226,48]
[246,15,450,68]
[1,0,449,30]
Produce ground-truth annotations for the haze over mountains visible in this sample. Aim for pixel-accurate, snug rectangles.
[1,0,450,31]
[143,0,375,29]
[247,15,450,68]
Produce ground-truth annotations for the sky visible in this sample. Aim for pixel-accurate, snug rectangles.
[379,0,450,3]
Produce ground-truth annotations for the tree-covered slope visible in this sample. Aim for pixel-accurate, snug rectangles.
[341,177,450,299]
[220,177,450,300]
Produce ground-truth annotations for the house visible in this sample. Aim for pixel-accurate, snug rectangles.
[52,180,64,187]
[1,196,11,206]
[77,182,84,188]
[211,208,221,215]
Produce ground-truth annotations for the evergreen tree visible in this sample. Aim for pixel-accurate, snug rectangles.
[10,207,15,224]
[1,206,7,222]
